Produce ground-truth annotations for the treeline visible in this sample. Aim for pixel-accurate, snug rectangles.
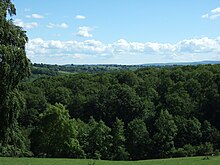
[31,63,145,75]
[6,64,218,160]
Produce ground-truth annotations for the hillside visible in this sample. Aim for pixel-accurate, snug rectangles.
[16,64,220,160]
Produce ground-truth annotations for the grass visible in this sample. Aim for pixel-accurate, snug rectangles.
[0,156,219,165]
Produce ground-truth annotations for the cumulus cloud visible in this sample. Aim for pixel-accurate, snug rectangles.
[26,36,220,64]
[211,7,220,14]
[75,15,86,20]
[176,37,220,53]
[26,13,44,19]
[201,14,209,19]
[14,19,38,29]
[47,23,69,29]
[202,7,220,20]
[76,26,93,37]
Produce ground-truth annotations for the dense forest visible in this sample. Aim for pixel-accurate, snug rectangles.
[14,64,220,159]
[0,0,220,161]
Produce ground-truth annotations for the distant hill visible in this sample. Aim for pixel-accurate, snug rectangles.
[142,61,220,66]
[30,61,220,77]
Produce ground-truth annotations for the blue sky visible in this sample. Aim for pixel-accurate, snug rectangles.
[12,0,220,64]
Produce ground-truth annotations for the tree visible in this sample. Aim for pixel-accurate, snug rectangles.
[126,119,150,160]
[46,86,72,106]
[18,84,47,127]
[170,67,185,83]
[86,119,112,159]
[197,142,214,156]
[30,103,84,158]
[174,116,202,147]
[0,0,30,155]
[111,118,129,160]
[153,110,177,158]
[93,84,147,126]
[201,120,220,146]
[116,71,140,86]
[165,90,194,117]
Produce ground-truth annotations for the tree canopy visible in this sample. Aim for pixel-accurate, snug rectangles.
[16,64,220,160]
[0,0,30,156]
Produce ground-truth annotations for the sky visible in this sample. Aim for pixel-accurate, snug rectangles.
[11,0,220,64]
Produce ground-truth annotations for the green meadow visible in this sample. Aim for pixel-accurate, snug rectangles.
[0,156,219,165]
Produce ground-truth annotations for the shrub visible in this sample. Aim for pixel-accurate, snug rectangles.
[172,148,187,157]
[197,142,213,156]
[183,144,196,157]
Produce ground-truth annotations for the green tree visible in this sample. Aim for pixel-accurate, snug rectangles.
[184,78,201,101]
[126,119,150,160]
[201,120,220,146]
[183,144,196,157]
[0,0,30,155]
[153,110,177,158]
[169,67,185,83]
[197,142,214,156]
[111,118,129,160]
[18,84,47,127]
[30,103,84,158]
[46,86,72,106]
[86,119,112,159]
[174,116,202,147]
[93,84,147,125]
[116,71,140,86]
[165,90,194,117]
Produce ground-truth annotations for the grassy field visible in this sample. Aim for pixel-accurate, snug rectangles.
[0,156,219,165]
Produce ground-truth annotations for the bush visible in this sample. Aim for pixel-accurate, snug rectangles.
[172,148,187,157]
[0,144,33,157]
[183,144,196,157]
[213,150,220,156]
[197,142,213,156]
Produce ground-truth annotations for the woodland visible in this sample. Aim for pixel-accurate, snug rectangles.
[0,0,220,160]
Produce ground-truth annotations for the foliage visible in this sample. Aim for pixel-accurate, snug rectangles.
[196,142,214,156]
[153,110,177,158]
[111,118,129,160]
[126,119,150,160]
[30,104,84,158]
[0,0,30,156]
[86,119,112,159]
[16,64,220,160]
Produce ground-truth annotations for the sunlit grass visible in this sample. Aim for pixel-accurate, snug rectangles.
[0,156,219,165]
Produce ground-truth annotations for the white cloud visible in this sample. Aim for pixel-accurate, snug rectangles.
[201,14,209,19]
[76,26,93,37]
[72,54,87,59]
[59,23,69,28]
[26,36,220,64]
[14,19,38,29]
[210,14,220,20]
[176,37,219,53]
[26,13,44,19]
[75,15,86,20]
[47,23,69,29]
[47,23,55,28]
[211,7,220,14]
[202,7,220,20]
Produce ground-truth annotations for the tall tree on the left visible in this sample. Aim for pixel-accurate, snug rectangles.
[0,0,30,156]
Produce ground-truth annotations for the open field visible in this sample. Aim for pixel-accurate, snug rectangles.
[0,156,219,165]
